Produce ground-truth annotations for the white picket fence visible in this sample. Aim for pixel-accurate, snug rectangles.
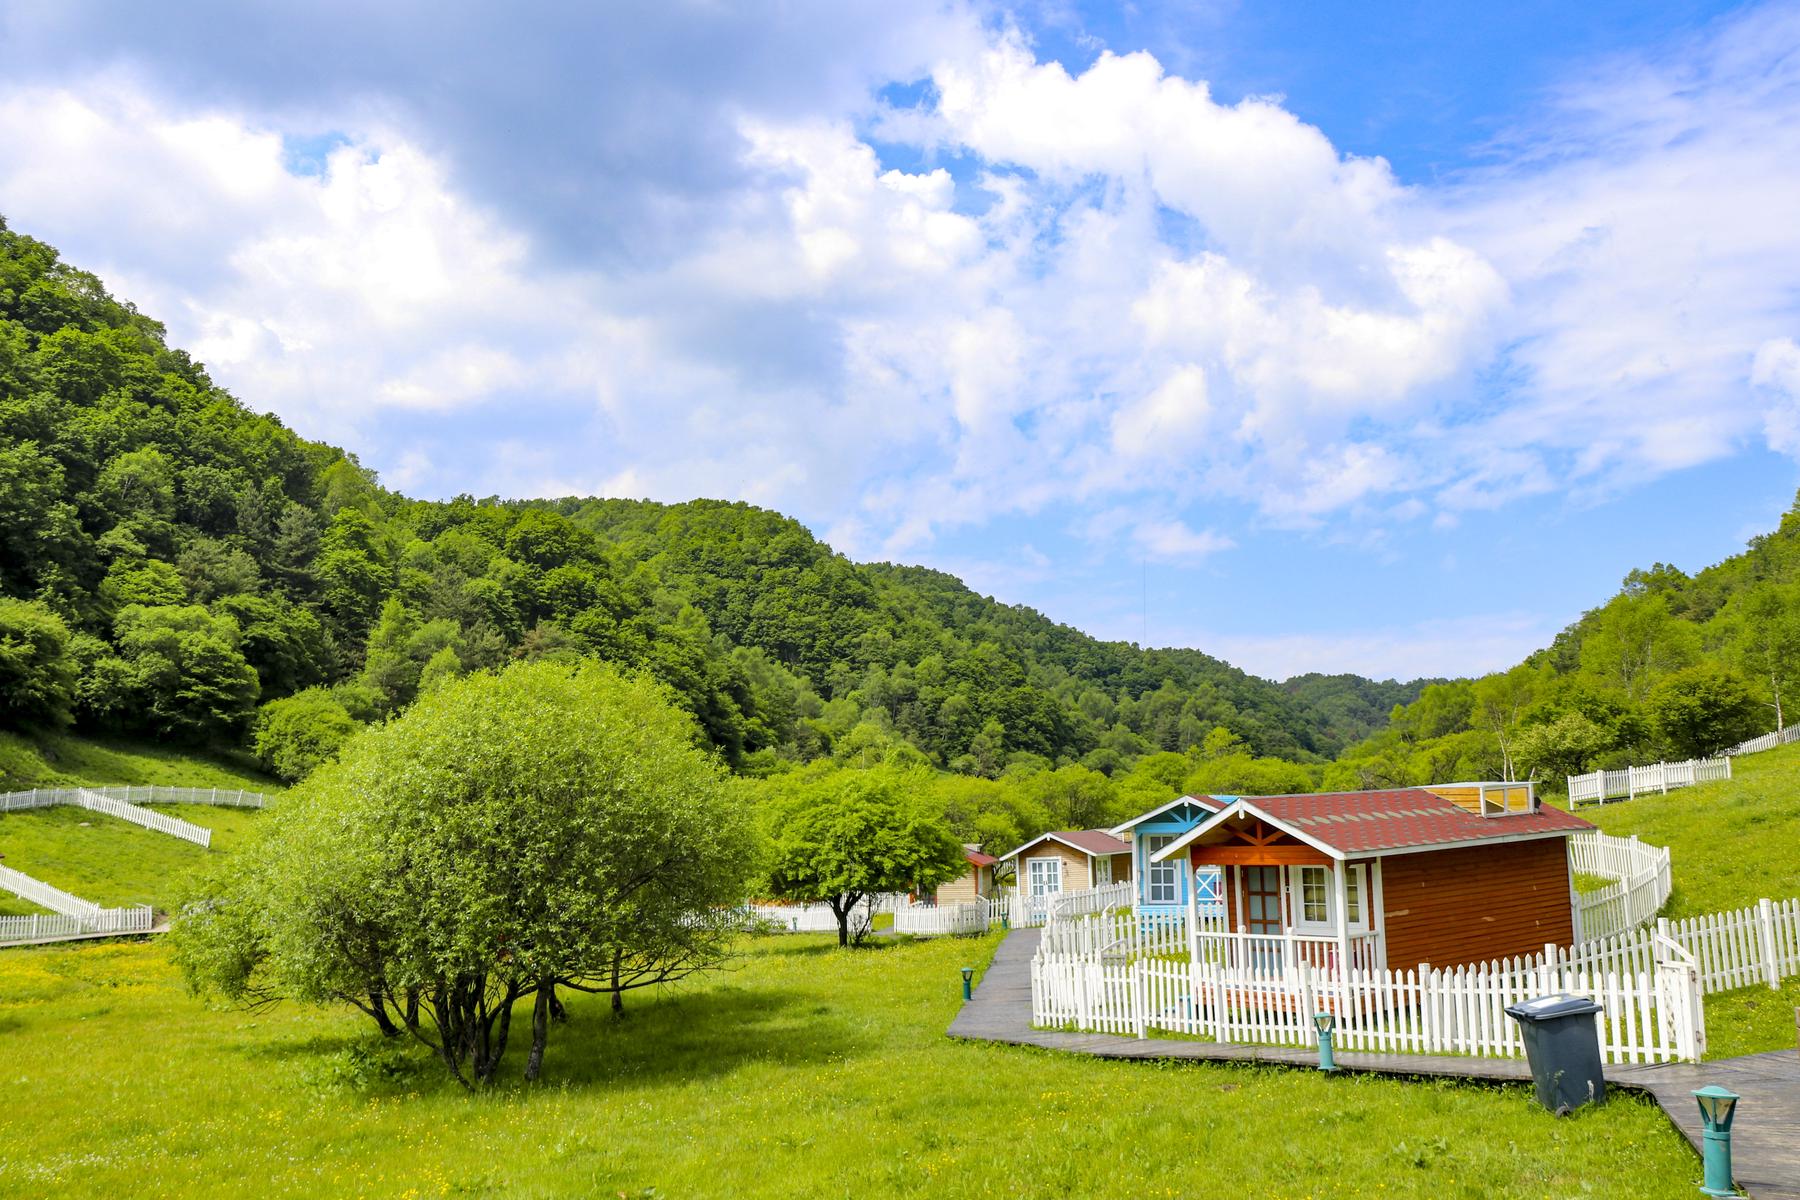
[0,785,268,812]
[1049,881,1134,920]
[741,893,909,934]
[1567,757,1731,807]
[1038,903,1194,961]
[1724,723,1800,757]
[0,864,153,944]
[1570,831,1672,941]
[1032,951,1704,1065]
[895,900,991,936]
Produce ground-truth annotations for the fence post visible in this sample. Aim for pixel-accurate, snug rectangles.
[1133,960,1148,1039]
[1659,762,1667,795]
[1759,899,1782,990]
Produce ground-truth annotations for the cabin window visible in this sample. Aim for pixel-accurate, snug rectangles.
[1146,835,1178,904]
[1298,866,1330,924]
[1344,865,1361,925]
[1093,855,1113,886]
[1026,857,1061,897]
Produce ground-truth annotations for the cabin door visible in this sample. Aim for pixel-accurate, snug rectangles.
[1243,866,1282,935]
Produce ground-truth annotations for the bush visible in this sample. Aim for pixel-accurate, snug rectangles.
[253,688,362,782]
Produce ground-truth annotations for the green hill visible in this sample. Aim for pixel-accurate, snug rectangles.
[1576,740,1800,918]
[0,214,1380,790]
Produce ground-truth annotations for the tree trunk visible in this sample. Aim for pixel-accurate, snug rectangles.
[369,991,400,1037]
[524,980,550,1083]
[548,985,567,1024]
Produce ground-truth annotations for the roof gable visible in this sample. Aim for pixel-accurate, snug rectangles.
[1000,828,1130,861]
[1147,787,1594,860]
[1108,793,1226,836]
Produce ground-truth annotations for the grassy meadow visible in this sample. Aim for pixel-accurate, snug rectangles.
[8,731,1800,1195]
[0,734,276,915]
[0,930,1708,1200]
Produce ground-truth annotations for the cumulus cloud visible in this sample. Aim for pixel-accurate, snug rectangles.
[1,3,1799,677]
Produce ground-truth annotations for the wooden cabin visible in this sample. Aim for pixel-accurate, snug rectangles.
[998,829,1133,902]
[1111,783,1594,972]
[933,845,998,905]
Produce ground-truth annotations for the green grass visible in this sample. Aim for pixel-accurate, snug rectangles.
[1572,741,1800,917]
[0,732,275,914]
[0,729,279,793]
[0,933,1707,1200]
[0,804,259,912]
[1702,976,1800,1059]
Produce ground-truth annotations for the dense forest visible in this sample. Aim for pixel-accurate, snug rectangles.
[0,215,1789,851]
[0,219,1410,799]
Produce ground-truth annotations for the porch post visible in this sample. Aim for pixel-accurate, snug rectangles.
[1333,860,1351,974]
[1186,856,1199,965]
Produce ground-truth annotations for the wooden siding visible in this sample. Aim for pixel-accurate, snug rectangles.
[1380,838,1575,970]
[1109,852,1133,882]
[1426,783,1534,816]
[934,864,991,905]
[1022,842,1094,893]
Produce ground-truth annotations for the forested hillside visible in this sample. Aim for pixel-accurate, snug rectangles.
[0,217,1408,811]
[1329,521,1800,791]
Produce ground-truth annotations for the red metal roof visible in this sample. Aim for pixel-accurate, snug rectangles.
[963,847,998,867]
[1205,789,1594,855]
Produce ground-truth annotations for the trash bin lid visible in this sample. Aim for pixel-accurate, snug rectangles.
[1505,993,1604,1021]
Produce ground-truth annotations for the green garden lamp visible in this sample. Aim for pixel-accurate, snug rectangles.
[1693,1086,1740,1197]
[1313,1011,1337,1072]
[960,966,975,1000]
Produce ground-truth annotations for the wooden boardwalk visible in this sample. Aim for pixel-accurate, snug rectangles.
[952,927,1800,1197]
[0,922,168,950]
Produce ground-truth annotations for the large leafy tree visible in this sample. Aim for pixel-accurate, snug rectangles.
[175,660,754,1087]
[0,597,76,727]
[761,766,965,946]
[1646,664,1761,759]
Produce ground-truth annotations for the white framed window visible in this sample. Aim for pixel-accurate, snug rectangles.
[1093,855,1113,885]
[1298,865,1330,926]
[1026,857,1062,897]
[1146,835,1178,904]
[1288,863,1371,933]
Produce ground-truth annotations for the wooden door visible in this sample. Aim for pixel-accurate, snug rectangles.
[1244,866,1282,935]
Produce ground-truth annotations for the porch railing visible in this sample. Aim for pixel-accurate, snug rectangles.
[1191,927,1384,976]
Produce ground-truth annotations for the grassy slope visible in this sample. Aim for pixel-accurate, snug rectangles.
[0,733,276,913]
[0,933,1701,1200]
[1573,740,1800,917]
[0,730,277,793]
[1567,741,1800,1056]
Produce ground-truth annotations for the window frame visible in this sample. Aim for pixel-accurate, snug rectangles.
[1145,835,1179,905]
[1026,856,1062,898]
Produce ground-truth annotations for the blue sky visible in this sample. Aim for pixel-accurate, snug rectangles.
[3,1,1799,680]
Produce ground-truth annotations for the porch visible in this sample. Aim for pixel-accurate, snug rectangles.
[1157,812,1389,976]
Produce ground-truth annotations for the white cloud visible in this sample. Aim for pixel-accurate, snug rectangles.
[1132,518,1236,564]
[1753,337,1800,457]
[1,5,1798,596]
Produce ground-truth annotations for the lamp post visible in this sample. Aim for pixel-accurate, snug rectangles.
[960,966,975,1000]
[1313,1012,1337,1072]
[1693,1086,1740,1197]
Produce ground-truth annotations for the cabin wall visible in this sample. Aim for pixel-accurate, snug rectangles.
[1021,842,1093,893]
[1380,838,1575,970]
[934,865,990,905]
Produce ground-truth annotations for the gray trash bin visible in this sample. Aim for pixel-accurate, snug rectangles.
[1504,993,1607,1114]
